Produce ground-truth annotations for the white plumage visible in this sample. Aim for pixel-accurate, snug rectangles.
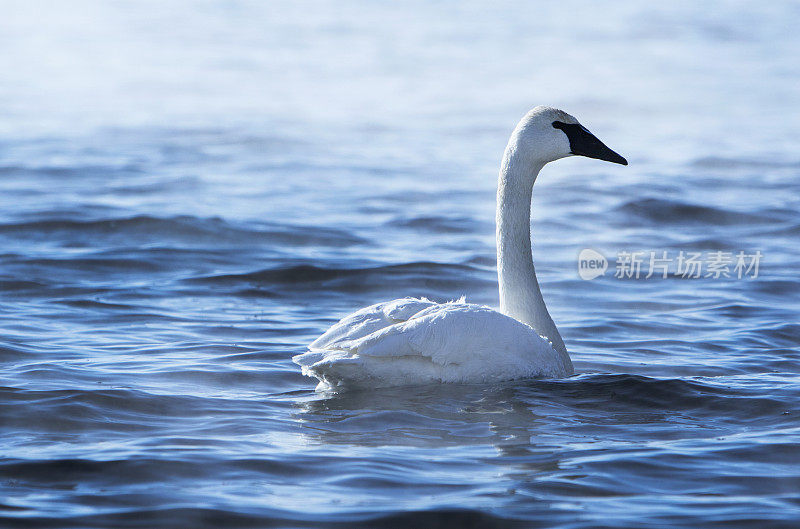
[294,106,627,391]
[294,297,571,391]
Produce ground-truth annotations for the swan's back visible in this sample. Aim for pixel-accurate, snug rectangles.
[309,297,437,350]
[294,297,573,391]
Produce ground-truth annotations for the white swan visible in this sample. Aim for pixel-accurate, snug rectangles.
[294,106,627,391]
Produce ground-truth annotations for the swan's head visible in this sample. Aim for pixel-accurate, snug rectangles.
[511,106,627,166]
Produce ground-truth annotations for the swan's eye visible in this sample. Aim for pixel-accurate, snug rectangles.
[552,121,577,136]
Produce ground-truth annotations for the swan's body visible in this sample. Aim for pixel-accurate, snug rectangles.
[294,297,572,390]
[294,106,626,391]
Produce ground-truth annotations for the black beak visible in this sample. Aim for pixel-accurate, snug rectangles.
[552,121,627,165]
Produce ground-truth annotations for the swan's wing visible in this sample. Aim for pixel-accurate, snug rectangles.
[295,302,572,390]
[295,297,436,378]
[302,297,436,356]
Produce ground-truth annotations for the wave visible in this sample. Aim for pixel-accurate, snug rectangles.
[384,215,487,234]
[691,156,800,170]
[190,261,493,294]
[518,373,800,425]
[615,197,775,225]
[0,215,366,248]
[0,163,142,180]
[299,373,799,430]
[0,507,525,529]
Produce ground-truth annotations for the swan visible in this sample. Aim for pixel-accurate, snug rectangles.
[294,106,627,391]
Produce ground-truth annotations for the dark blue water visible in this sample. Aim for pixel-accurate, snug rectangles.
[2,2,799,527]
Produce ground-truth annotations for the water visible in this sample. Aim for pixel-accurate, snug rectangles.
[2,1,799,527]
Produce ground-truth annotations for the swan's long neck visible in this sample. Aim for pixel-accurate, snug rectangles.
[496,144,567,358]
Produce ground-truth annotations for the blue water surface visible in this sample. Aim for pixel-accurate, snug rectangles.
[1,2,799,527]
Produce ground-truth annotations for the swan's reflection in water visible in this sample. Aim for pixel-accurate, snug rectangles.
[294,375,672,445]
[296,382,547,448]
[291,374,679,510]
[293,380,580,487]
